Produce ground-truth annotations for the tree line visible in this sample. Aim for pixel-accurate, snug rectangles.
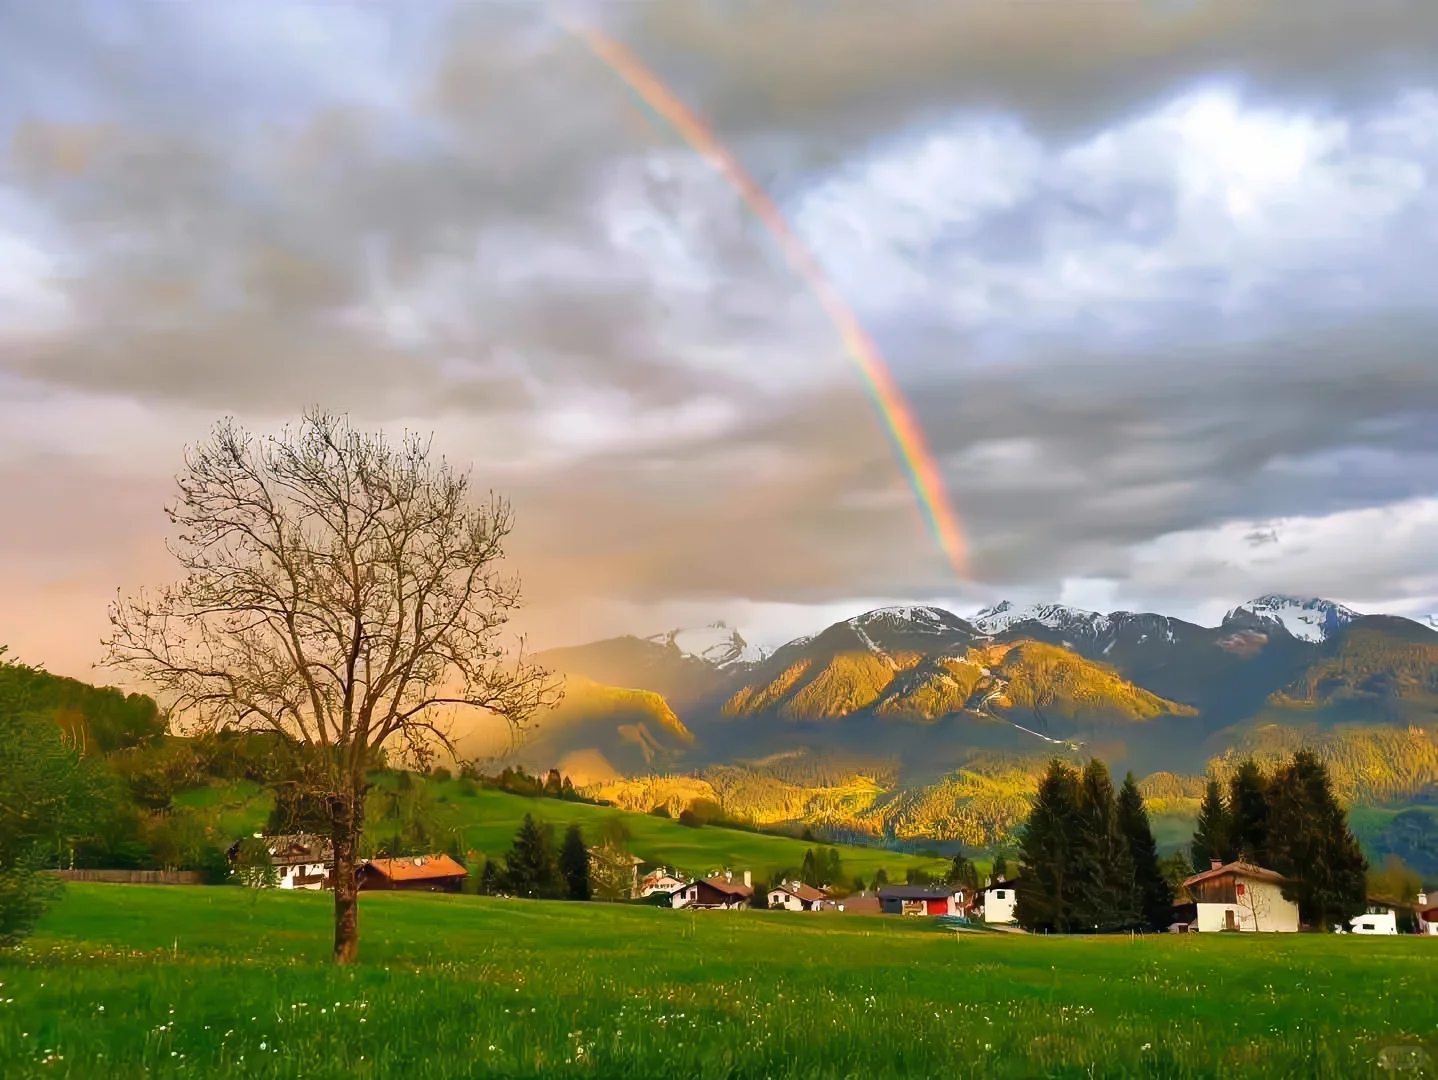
[1014,760,1174,933]
[1014,751,1369,933]
[1190,750,1367,929]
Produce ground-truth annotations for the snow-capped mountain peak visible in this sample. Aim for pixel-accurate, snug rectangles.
[971,601,1112,638]
[849,605,970,634]
[1222,595,1359,644]
[646,622,768,667]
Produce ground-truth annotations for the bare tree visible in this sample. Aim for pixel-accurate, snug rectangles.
[104,410,562,962]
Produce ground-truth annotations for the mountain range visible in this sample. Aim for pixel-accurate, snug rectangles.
[460,595,1438,863]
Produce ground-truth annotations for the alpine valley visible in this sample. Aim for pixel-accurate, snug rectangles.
[474,596,1438,871]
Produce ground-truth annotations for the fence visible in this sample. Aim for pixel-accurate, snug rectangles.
[46,869,206,886]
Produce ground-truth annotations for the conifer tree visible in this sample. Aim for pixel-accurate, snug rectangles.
[504,813,559,899]
[824,847,843,888]
[1015,759,1082,933]
[1072,760,1138,932]
[1191,778,1231,873]
[991,853,1008,882]
[558,823,590,901]
[1117,772,1173,930]
[1267,750,1367,930]
[800,848,819,887]
[480,859,500,896]
[1227,759,1271,864]
[873,867,888,887]
[947,853,980,890]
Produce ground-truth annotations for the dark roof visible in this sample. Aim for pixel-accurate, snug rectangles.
[986,878,1023,890]
[1182,860,1288,890]
[877,885,957,900]
[700,876,753,897]
[228,833,332,867]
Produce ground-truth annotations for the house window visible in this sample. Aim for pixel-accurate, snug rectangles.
[1361,923,1375,931]
[1235,883,1246,897]
[994,890,1005,900]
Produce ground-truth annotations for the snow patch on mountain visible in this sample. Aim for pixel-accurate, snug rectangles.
[647,622,768,667]
[971,601,1113,637]
[850,606,969,634]
[1224,595,1360,644]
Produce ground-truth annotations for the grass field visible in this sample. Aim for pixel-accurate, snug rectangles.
[174,778,952,883]
[1,884,1435,1079]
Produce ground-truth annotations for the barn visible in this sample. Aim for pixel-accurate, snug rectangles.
[358,853,468,893]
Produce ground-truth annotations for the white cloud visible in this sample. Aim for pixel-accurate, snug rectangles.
[791,85,1437,335]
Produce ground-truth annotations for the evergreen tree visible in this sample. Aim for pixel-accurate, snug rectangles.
[1015,759,1082,933]
[799,848,819,887]
[947,853,979,890]
[544,769,563,797]
[1071,760,1138,932]
[824,848,842,888]
[1191,778,1231,873]
[873,867,889,887]
[1117,772,1173,930]
[480,859,499,895]
[558,823,590,901]
[504,813,559,899]
[1267,751,1368,930]
[851,874,866,893]
[991,853,1009,882]
[1227,759,1271,864]
[905,867,933,886]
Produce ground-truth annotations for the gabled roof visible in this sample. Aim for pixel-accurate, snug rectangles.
[699,876,753,897]
[986,877,1022,891]
[1181,860,1288,890]
[363,853,468,882]
[771,882,826,903]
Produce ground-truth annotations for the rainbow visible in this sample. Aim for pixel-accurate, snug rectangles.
[561,17,969,580]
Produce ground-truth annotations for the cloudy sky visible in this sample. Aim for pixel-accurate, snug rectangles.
[3,0,1438,678]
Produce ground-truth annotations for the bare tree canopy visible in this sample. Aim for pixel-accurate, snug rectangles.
[105,409,561,961]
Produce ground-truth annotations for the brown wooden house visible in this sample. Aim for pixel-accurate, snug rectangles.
[358,853,468,893]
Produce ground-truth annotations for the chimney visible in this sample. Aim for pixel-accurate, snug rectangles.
[1210,858,1223,871]
[725,869,732,883]
[743,871,751,888]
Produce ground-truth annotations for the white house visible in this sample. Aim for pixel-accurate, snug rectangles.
[1350,910,1399,935]
[768,881,826,911]
[983,878,1020,925]
[1181,860,1300,933]
[639,867,688,898]
[229,833,333,890]
[671,870,752,909]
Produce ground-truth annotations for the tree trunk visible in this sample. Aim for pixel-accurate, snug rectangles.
[330,786,363,965]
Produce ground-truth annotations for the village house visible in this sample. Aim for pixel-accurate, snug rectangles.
[1417,892,1438,936]
[671,870,752,910]
[228,833,332,890]
[589,846,646,899]
[876,884,966,916]
[1349,908,1399,935]
[358,853,468,893]
[1180,859,1300,933]
[983,877,1020,925]
[638,867,688,898]
[768,880,827,911]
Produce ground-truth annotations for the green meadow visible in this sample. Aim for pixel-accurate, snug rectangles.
[2,884,1435,1079]
[175,778,952,883]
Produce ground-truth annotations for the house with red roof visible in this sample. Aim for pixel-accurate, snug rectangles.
[670,870,753,910]
[358,853,468,893]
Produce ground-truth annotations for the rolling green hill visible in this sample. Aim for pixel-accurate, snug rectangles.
[175,775,950,883]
